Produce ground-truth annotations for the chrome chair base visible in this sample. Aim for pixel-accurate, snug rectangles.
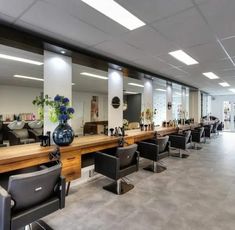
[103,180,134,195]
[143,162,166,173]
[22,220,54,230]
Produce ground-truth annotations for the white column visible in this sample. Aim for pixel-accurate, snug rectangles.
[182,87,186,112]
[166,82,172,121]
[189,90,201,123]
[143,78,153,110]
[108,68,123,135]
[43,51,72,135]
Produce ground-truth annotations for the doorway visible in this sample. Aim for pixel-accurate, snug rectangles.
[223,101,235,131]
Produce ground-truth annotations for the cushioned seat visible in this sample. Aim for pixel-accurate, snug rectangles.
[138,135,169,173]
[95,144,139,195]
[8,121,36,146]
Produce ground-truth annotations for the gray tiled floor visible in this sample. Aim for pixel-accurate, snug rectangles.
[44,132,235,230]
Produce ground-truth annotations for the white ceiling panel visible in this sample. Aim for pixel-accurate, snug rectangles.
[186,42,226,63]
[120,26,179,56]
[221,37,235,58]
[199,0,235,39]
[152,7,215,48]
[17,1,110,46]
[43,0,128,36]
[116,0,193,24]
[131,55,173,73]
[94,39,144,62]
[0,0,36,18]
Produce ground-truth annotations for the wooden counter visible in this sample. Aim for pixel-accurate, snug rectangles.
[0,127,178,182]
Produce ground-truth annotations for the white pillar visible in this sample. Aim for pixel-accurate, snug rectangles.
[189,90,201,123]
[43,51,72,135]
[166,82,172,121]
[108,68,123,135]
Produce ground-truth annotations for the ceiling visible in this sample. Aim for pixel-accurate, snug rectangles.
[0,0,235,95]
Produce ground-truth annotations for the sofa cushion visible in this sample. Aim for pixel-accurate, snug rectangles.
[8,121,25,130]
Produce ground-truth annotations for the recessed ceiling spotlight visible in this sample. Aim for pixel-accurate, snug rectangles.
[168,50,199,65]
[203,72,220,79]
[80,72,108,80]
[0,54,43,65]
[128,83,144,88]
[219,82,230,87]
[155,88,166,92]
[72,83,75,86]
[13,75,44,81]
[81,0,146,30]
[60,50,66,54]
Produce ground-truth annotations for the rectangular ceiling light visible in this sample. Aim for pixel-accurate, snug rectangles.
[0,54,43,65]
[219,82,230,87]
[14,75,75,85]
[124,91,138,94]
[128,83,144,88]
[203,72,220,79]
[81,0,146,30]
[229,88,235,93]
[80,72,108,80]
[156,88,166,92]
[168,50,199,65]
[14,75,44,81]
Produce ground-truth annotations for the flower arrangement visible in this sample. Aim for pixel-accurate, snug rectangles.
[49,95,75,123]
[32,94,75,123]
[32,94,51,120]
[123,119,129,129]
[142,108,157,123]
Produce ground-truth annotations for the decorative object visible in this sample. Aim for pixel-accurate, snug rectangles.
[123,119,129,130]
[140,124,144,131]
[91,96,99,121]
[167,102,172,110]
[112,96,121,108]
[32,93,51,121]
[47,95,75,146]
[109,128,114,136]
[144,124,148,131]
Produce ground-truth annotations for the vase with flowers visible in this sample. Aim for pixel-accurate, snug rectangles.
[49,95,75,146]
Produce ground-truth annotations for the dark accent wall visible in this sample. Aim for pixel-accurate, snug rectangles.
[123,94,141,122]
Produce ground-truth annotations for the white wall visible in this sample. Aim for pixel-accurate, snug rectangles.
[0,85,42,118]
[211,95,235,121]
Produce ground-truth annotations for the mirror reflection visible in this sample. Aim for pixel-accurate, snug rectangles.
[123,76,144,130]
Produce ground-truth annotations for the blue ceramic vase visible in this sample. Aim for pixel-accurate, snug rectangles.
[52,121,74,146]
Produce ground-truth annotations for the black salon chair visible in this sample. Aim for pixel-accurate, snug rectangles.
[94,144,139,195]
[0,121,6,147]
[169,130,192,158]
[0,163,66,230]
[138,136,169,173]
[204,124,213,139]
[191,127,205,150]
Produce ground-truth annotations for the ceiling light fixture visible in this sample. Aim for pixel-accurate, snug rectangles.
[203,72,220,79]
[168,50,199,65]
[13,75,44,81]
[80,72,108,80]
[155,88,166,92]
[219,82,230,87]
[128,83,144,88]
[14,75,75,85]
[229,88,235,93]
[60,50,66,54]
[0,54,43,65]
[124,91,138,94]
[81,0,146,30]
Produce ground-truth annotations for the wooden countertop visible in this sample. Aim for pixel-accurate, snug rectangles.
[0,127,179,170]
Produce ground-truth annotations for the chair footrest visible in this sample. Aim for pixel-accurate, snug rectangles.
[143,164,166,173]
[171,153,189,158]
[103,181,134,195]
